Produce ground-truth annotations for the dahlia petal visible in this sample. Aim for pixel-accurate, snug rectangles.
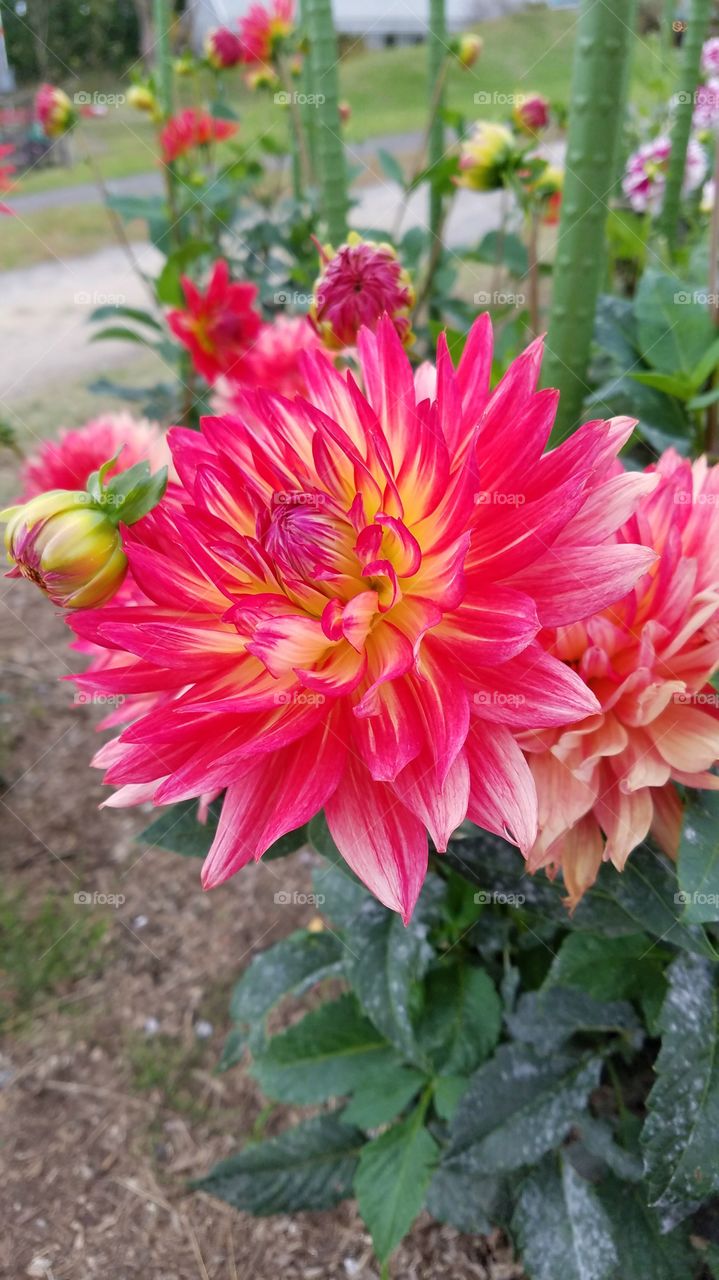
[465,720,538,853]
[202,718,345,888]
[438,585,540,665]
[392,749,469,851]
[325,757,428,922]
[527,748,596,865]
[556,815,605,909]
[352,676,424,781]
[507,545,657,628]
[650,784,683,859]
[594,776,653,872]
[651,705,719,772]
[472,646,600,727]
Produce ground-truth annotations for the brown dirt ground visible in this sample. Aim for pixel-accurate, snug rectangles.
[0,572,525,1280]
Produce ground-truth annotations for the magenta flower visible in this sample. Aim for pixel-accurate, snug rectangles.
[70,318,655,921]
[622,135,706,214]
[310,233,415,350]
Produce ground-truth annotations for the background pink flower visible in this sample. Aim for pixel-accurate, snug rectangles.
[622,135,706,213]
[523,449,719,907]
[19,413,171,502]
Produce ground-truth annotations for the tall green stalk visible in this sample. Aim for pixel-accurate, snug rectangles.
[306,0,348,243]
[542,0,637,442]
[152,0,173,117]
[658,0,711,252]
[427,0,447,246]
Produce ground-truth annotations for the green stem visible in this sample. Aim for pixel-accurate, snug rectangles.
[542,0,638,442]
[152,0,174,118]
[306,0,348,242]
[427,0,447,317]
[278,54,312,197]
[659,0,711,252]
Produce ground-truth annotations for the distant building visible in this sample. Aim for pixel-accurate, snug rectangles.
[191,0,537,46]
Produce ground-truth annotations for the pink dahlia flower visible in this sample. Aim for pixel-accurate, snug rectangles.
[19,413,170,503]
[310,233,415,351]
[205,26,245,69]
[167,260,263,383]
[512,93,550,134]
[159,109,238,164]
[35,84,76,139]
[212,315,331,404]
[702,36,719,77]
[523,450,719,908]
[622,135,706,214]
[238,0,294,64]
[70,317,655,921]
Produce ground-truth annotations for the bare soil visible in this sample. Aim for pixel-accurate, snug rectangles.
[0,575,524,1280]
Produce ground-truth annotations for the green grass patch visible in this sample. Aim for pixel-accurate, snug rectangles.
[0,885,107,1029]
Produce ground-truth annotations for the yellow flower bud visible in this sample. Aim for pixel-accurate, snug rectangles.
[2,490,127,609]
[127,85,158,115]
[455,33,483,68]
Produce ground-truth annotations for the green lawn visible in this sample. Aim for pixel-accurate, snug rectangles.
[8,11,673,200]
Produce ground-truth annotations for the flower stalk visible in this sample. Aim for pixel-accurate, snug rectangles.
[659,0,712,251]
[305,0,348,242]
[543,0,638,442]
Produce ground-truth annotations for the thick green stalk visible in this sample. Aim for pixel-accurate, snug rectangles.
[306,0,348,242]
[427,0,447,245]
[152,0,173,117]
[659,0,711,251]
[542,0,637,442]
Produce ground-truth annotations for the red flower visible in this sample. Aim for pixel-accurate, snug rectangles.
[205,27,245,69]
[159,109,238,164]
[238,0,294,64]
[0,143,16,215]
[167,260,263,382]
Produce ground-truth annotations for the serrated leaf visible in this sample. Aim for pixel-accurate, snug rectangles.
[597,1176,697,1280]
[574,1116,643,1183]
[513,1155,618,1280]
[195,1112,363,1213]
[343,1063,425,1129]
[137,798,221,857]
[677,792,719,923]
[229,929,343,1033]
[507,987,641,1053]
[635,270,715,377]
[426,1162,506,1235]
[447,1045,601,1174]
[546,932,668,1009]
[642,952,719,1221]
[417,961,501,1074]
[354,1106,439,1261]
[251,993,396,1104]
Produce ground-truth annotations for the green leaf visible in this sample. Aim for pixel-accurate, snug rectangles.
[507,987,641,1053]
[90,325,156,347]
[546,931,667,1002]
[574,1116,643,1183]
[447,1046,602,1174]
[426,1162,507,1235]
[597,1177,697,1280]
[377,147,406,188]
[630,370,696,400]
[354,1105,439,1261]
[229,929,343,1030]
[89,304,162,330]
[217,1025,246,1072]
[432,1074,470,1122]
[689,333,719,388]
[513,1155,618,1280]
[343,1063,425,1129]
[137,799,221,858]
[114,466,168,526]
[677,792,719,924]
[416,961,501,1074]
[635,270,715,378]
[251,993,397,1104]
[473,229,529,277]
[642,952,719,1220]
[343,893,436,1062]
[155,240,212,306]
[195,1112,363,1213]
